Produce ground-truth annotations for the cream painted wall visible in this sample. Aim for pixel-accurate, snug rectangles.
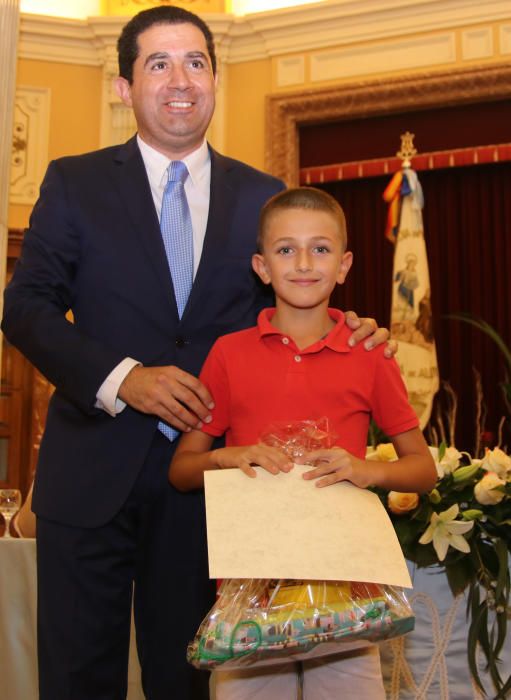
[225,58,272,171]
[9,59,102,229]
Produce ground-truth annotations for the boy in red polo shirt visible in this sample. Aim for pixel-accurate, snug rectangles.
[169,187,436,699]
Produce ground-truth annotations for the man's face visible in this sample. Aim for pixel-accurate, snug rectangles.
[115,22,217,159]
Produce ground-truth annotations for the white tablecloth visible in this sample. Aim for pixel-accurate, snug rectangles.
[379,561,511,699]
[1,540,509,699]
[0,538,144,700]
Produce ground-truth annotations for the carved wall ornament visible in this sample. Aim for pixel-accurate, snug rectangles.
[266,64,511,186]
[10,87,50,206]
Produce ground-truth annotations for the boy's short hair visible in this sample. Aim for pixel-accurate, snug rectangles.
[117,6,217,84]
[257,187,347,252]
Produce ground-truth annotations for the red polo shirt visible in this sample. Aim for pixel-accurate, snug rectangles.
[200,308,418,457]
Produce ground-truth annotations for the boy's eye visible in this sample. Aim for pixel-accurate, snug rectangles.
[314,246,329,254]
[277,246,293,255]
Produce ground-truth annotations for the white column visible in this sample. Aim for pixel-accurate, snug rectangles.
[0,0,21,348]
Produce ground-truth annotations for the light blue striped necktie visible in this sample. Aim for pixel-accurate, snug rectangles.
[158,160,194,441]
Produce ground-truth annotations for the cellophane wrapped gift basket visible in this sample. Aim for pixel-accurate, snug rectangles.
[188,419,415,671]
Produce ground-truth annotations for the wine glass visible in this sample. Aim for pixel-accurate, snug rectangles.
[0,489,22,538]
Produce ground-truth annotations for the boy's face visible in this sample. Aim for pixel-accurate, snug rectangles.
[252,207,353,312]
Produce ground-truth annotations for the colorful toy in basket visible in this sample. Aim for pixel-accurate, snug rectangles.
[188,577,414,670]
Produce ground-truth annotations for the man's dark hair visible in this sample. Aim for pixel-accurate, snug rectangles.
[117,6,217,83]
[257,187,347,252]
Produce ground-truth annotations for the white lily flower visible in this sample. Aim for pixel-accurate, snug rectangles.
[419,504,474,561]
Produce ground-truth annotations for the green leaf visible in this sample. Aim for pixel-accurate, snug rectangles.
[494,604,508,659]
[467,597,488,695]
[467,597,506,694]
[495,671,511,699]
[494,539,509,602]
[445,560,472,596]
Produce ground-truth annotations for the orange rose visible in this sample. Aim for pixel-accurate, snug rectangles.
[387,491,419,515]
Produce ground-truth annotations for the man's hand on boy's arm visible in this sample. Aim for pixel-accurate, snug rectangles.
[344,311,397,358]
[211,444,293,478]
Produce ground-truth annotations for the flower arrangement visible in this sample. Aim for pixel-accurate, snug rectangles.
[370,442,511,697]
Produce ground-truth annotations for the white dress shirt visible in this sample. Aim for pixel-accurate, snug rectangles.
[95,136,212,417]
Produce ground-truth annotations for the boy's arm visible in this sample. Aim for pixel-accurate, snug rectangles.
[169,431,293,491]
[169,430,217,491]
[300,427,437,493]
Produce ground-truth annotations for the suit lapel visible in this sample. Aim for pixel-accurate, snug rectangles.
[113,136,178,316]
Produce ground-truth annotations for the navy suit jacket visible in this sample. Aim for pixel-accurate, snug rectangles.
[2,136,284,527]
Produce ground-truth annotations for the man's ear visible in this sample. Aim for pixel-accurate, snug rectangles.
[336,251,353,285]
[114,77,133,108]
[252,253,271,285]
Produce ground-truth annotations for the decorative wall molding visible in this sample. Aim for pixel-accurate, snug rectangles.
[276,56,305,88]
[10,86,50,205]
[309,33,456,84]
[461,27,494,60]
[18,14,101,66]
[500,24,511,54]
[228,0,511,62]
[265,63,511,186]
[17,0,511,66]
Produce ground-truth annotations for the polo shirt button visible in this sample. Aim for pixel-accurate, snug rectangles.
[175,337,186,348]
[294,355,302,363]
[282,337,289,345]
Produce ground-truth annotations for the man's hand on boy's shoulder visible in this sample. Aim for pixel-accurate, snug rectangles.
[344,311,398,358]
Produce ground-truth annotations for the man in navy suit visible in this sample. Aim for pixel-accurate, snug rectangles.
[2,6,392,700]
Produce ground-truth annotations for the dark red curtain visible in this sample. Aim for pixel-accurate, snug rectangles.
[300,99,511,166]
[321,161,511,453]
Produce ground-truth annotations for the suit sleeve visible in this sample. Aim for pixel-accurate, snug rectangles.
[1,160,127,414]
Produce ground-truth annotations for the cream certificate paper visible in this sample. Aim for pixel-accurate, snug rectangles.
[205,465,412,588]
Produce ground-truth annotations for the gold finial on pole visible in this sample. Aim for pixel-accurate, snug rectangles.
[397,131,417,169]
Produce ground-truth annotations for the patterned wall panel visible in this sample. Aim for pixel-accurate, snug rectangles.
[10,86,50,206]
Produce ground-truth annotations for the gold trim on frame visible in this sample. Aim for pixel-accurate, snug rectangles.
[266,64,511,187]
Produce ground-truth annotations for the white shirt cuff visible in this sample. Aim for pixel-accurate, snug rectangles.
[95,357,141,417]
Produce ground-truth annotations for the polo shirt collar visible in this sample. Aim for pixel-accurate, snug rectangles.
[257,308,351,353]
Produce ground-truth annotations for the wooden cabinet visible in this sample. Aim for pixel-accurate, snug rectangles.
[0,229,53,497]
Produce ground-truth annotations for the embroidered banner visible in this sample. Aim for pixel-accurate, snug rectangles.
[384,169,439,429]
